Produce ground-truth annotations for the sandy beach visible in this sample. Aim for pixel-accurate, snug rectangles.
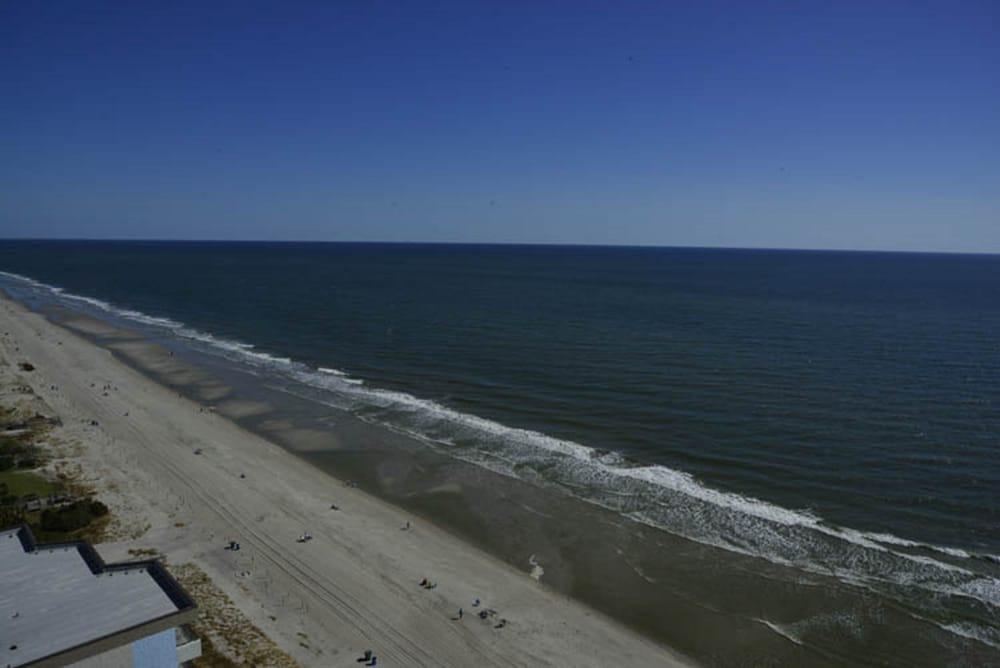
[0,293,692,667]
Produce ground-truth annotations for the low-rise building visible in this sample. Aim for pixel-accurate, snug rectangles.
[0,525,200,667]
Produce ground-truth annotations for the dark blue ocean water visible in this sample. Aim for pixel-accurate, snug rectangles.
[5,240,1000,658]
[1,240,997,559]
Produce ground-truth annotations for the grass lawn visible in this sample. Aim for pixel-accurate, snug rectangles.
[0,470,59,498]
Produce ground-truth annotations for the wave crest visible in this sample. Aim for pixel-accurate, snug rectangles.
[2,269,997,631]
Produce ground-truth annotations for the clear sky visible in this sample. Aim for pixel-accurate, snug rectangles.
[2,1,997,252]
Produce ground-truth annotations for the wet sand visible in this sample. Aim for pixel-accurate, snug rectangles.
[7,292,994,667]
[0,294,693,667]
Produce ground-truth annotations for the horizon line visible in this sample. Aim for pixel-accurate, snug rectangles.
[1,237,998,258]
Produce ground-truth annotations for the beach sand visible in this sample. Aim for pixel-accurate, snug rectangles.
[0,294,692,667]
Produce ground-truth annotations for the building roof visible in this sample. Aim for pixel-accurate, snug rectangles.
[0,525,196,668]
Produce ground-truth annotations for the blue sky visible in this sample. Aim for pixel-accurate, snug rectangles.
[1,1,997,251]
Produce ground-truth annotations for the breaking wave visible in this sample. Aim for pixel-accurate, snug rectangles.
[2,269,998,642]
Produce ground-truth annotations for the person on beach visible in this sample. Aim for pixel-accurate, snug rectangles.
[458,608,463,619]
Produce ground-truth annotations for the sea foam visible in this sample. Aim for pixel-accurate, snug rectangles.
[2,269,998,632]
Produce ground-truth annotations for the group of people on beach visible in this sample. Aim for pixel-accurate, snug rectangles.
[220,490,516,663]
[417,581,510,628]
[90,380,116,395]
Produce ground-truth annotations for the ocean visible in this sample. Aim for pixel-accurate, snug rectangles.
[1,240,998,665]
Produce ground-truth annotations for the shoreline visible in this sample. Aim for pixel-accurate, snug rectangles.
[3,270,996,667]
[0,293,694,666]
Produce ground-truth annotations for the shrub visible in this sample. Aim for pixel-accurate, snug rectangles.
[0,506,25,526]
[40,502,90,533]
[38,499,110,533]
